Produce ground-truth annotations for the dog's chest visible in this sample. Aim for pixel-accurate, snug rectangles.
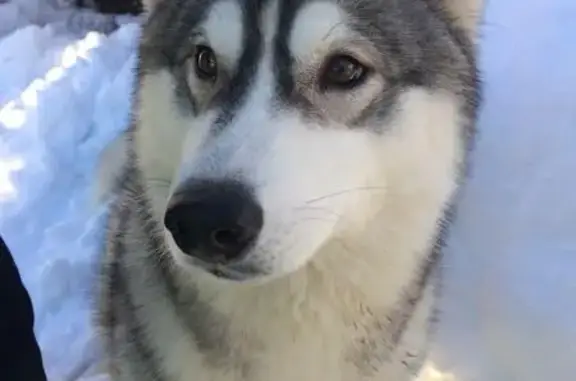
[160,334,373,381]
[150,309,423,381]
[134,270,433,381]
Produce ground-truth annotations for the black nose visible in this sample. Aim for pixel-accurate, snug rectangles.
[164,180,263,263]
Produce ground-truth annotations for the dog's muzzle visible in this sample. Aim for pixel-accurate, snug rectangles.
[164,179,263,269]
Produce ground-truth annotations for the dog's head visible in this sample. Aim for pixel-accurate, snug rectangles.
[133,0,482,282]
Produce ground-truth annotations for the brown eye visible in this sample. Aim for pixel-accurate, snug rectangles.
[194,45,218,81]
[320,54,368,90]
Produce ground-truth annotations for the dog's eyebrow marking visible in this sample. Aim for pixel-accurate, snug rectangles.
[202,0,244,66]
[289,1,348,61]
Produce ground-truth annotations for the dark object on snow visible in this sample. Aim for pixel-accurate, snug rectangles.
[0,236,47,381]
[81,0,143,15]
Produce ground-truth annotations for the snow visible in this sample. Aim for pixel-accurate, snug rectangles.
[0,0,574,380]
[0,2,139,379]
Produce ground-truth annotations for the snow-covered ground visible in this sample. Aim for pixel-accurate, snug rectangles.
[0,0,574,380]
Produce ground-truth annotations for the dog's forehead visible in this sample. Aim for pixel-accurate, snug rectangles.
[191,0,348,54]
[142,0,369,59]
[140,0,462,73]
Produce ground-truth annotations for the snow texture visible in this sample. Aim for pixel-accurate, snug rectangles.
[0,0,574,380]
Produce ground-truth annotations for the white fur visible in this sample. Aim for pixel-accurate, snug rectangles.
[121,0,475,380]
[203,1,244,68]
[289,1,348,61]
[136,70,208,219]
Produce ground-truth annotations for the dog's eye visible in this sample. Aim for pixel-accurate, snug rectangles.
[194,45,218,82]
[320,54,368,91]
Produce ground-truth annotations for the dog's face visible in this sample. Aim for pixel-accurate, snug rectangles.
[134,0,480,282]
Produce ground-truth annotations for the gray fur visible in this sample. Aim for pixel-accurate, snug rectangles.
[97,0,482,379]
[98,166,255,379]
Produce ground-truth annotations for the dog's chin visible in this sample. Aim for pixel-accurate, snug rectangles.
[172,252,276,285]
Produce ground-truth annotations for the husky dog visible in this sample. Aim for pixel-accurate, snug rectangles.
[97,0,483,379]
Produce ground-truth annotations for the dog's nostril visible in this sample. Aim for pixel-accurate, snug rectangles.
[211,228,244,250]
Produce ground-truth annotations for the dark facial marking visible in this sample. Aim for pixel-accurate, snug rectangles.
[103,199,169,381]
[211,0,267,134]
[137,0,479,136]
[273,0,302,100]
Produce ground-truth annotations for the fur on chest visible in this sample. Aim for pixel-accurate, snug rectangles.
[142,302,428,381]
[108,252,434,381]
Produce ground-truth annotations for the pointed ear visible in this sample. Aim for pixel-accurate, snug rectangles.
[440,0,485,41]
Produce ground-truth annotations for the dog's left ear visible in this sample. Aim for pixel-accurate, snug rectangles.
[439,0,485,41]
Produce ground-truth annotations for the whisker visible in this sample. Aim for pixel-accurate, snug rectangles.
[293,205,342,219]
[304,186,385,205]
[296,216,338,224]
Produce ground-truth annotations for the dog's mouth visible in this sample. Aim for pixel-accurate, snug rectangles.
[180,253,268,282]
[207,266,252,281]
